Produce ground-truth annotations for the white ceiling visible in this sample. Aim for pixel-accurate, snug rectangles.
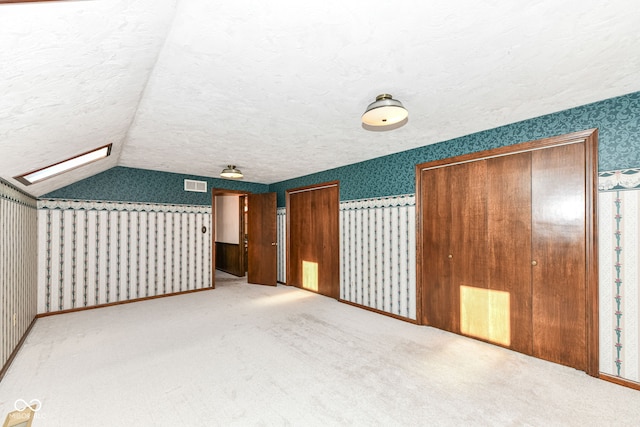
[1,0,639,197]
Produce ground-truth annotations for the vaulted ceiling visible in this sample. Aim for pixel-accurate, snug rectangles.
[1,0,639,197]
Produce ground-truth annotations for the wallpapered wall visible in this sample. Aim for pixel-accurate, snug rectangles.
[37,199,212,313]
[0,180,37,374]
[339,195,416,319]
[599,169,640,382]
[43,166,269,205]
[270,91,640,206]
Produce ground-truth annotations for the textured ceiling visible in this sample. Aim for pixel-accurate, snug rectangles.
[1,0,639,197]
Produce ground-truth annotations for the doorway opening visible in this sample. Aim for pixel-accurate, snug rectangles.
[213,192,247,278]
[211,189,278,288]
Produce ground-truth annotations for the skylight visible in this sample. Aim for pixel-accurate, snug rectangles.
[14,144,112,185]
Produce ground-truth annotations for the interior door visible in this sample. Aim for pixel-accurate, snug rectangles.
[531,142,587,370]
[247,192,278,286]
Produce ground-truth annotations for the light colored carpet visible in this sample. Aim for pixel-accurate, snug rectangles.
[1,273,639,426]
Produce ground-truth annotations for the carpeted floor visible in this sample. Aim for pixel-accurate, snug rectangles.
[1,273,639,426]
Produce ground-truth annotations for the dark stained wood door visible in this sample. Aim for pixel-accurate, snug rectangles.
[416,129,598,375]
[247,193,277,286]
[451,160,489,285]
[287,189,311,290]
[485,153,533,354]
[531,143,587,370]
[419,166,454,329]
[287,182,340,298]
[421,154,533,352]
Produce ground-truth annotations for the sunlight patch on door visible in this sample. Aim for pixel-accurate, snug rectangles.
[302,260,318,292]
[460,285,511,346]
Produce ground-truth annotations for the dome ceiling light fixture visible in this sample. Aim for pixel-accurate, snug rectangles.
[361,94,408,127]
[220,165,243,179]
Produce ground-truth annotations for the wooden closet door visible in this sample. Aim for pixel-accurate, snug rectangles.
[531,142,587,370]
[451,161,489,338]
[417,129,597,375]
[419,166,454,329]
[316,184,340,298]
[421,160,490,336]
[450,161,488,287]
[286,183,340,298]
[486,153,533,353]
[288,190,313,289]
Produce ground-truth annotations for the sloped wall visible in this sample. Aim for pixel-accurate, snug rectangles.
[0,180,37,373]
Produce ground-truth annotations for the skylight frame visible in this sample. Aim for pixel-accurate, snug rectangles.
[0,0,66,4]
[14,143,112,186]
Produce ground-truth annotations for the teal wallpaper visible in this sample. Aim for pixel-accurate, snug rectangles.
[43,166,269,205]
[270,92,640,206]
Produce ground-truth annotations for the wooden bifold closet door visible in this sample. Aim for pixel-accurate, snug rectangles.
[416,129,598,375]
[286,182,340,298]
[531,142,588,369]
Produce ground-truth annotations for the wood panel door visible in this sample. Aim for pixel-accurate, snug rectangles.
[531,143,587,370]
[447,161,489,310]
[419,166,454,329]
[416,129,598,375]
[420,154,533,352]
[287,189,312,290]
[287,182,340,298]
[247,193,277,286]
[485,152,533,354]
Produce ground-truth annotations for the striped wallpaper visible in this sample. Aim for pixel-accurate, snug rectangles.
[1,180,37,372]
[37,199,212,314]
[339,195,416,320]
[599,169,640,382]
[277,207,286,283]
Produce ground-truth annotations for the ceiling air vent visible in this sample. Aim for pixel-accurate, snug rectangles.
[184,179,207,193]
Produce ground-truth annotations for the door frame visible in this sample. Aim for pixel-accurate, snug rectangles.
[211,188,250,288]
[415,128,599,376]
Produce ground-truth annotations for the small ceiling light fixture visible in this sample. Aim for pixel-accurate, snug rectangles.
[220,165,243,179]
[361,94,408,127]
[14,143,112,186]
